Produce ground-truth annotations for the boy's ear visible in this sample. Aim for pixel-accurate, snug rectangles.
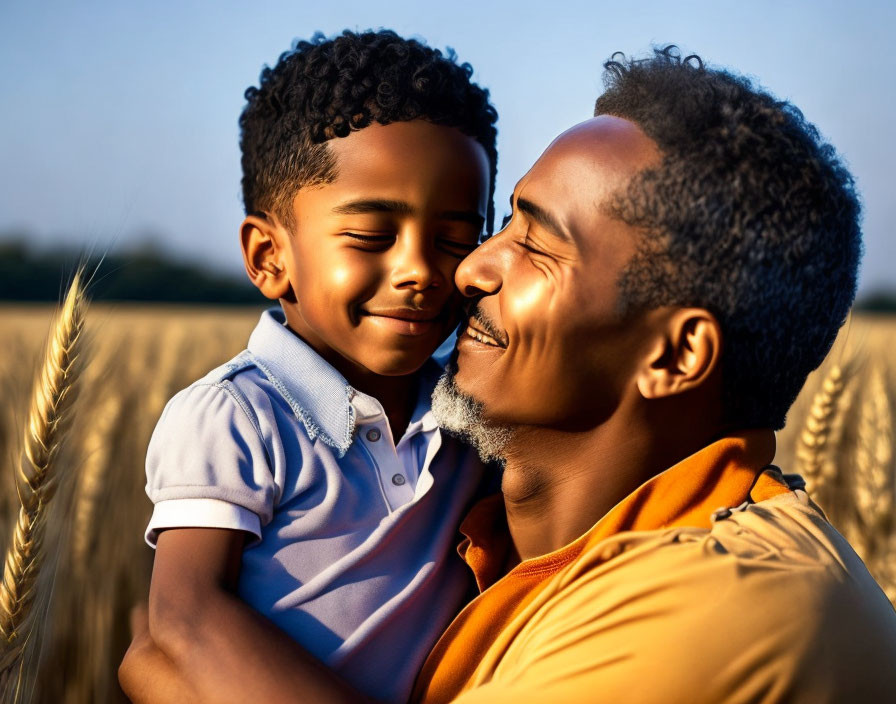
[636,308,722,400]
[240,213,292,301]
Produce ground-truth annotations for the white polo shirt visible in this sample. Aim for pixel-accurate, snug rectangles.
[145,308,484,702]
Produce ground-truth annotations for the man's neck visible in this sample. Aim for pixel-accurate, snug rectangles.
[500,415,721,562]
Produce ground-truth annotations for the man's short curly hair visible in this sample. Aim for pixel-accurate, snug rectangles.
[594,46,861,430]
[239,29,499,232]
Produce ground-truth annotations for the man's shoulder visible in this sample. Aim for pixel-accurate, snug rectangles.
[571,490,895,627]
[529,491,896,701]
[702,490,889,607]
[705,489,859,572]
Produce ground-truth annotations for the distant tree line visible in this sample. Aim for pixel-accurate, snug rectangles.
[855,291,896,314]
[0,237,893,310]
[0,240,266,304]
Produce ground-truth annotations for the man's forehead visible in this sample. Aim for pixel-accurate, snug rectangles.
[533,116,659,183]
[512,117,658,218]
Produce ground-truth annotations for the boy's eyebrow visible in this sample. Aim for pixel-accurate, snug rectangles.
[440,210,485,228]
[516,196,572,242]
[332,198,485,228]
[332,198,415,216]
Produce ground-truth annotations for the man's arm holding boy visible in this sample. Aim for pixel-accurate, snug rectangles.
[123,381,371,704]
[119,527,371,704]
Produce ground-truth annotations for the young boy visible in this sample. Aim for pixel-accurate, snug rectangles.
[128,30,497,703]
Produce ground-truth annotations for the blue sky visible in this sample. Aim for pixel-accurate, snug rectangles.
[2,0,894,292]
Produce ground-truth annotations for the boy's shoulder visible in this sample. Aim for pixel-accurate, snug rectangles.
[157,349,271,441]
[169,342,359,457]
[184,347,297,412]
[192,349,259,387]
[178,348,271,413]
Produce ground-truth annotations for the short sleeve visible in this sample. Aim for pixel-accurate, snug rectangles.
[144,382,276,547]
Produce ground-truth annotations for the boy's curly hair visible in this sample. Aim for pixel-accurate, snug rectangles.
[240,29,499,233]
[595,46,862,430]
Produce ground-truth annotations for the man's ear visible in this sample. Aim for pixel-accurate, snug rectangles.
[636,308,722,400]
[240,213,292,301]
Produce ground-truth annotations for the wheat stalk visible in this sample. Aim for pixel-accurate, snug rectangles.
[848,365,895,567]
[0,272,87,675]
[876,532,896,606]
[796,363,853,498]
[853,367,894,536]
[72,390,123,578]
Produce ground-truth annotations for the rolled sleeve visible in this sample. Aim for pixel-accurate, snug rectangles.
[145,497,262,546]
[145,382,276,547]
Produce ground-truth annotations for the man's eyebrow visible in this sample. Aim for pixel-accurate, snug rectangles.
[332,199,484,228]
[516,197,572,242]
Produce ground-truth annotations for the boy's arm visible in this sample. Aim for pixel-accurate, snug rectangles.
[118,527,374,704]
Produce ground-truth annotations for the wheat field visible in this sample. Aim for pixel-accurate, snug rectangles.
[0,302,893,702]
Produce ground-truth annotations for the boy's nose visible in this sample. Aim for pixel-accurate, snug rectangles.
[390,239,442,292]
[455,232,503,298]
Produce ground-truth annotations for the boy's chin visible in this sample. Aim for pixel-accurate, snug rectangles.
[359,349,436,377]
[357,331,453,377]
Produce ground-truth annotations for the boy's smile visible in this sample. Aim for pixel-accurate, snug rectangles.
[361,305,445,336]
[243,119,490,386]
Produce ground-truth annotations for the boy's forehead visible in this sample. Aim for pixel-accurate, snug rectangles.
[299,120,490,214]
[327,120,487,169]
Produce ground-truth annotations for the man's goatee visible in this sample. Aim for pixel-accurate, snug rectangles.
[431,371,513,463]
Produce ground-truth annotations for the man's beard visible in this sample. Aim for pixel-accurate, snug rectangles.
[431,368,514,464]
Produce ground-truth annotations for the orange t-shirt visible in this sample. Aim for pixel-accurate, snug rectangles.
[412,430,896,703]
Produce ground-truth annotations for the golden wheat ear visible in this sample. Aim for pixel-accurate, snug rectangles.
[851,366,894,556]
[0,270,87,676]
[796,361,856,500]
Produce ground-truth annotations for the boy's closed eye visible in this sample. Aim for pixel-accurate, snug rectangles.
[340,232,479,259]
[435,237,478,258]
[341,232,395,249]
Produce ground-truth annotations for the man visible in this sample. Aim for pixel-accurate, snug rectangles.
[121,47,896,703]
[413,47,896,702]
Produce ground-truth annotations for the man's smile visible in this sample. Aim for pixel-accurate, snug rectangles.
[463,322,503,347]
[461,307,507,348]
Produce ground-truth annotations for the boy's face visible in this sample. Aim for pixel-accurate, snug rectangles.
[259,120,490,380]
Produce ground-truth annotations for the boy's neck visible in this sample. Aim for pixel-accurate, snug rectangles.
[281,319,421,440]
[349,371,419,440]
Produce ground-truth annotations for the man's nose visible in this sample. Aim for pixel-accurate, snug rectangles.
[455,233,503,298]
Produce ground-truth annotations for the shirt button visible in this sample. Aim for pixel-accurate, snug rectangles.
[366,428,381,442]
[599,545,621,561]
[711,506,732,522]
[391,474,406,486]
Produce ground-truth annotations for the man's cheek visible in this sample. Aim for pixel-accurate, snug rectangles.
[505,276,553,322]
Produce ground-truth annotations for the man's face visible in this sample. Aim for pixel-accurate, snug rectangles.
[449,116,660,430]
[280,120,490,378]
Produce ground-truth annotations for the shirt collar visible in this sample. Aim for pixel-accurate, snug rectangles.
[348,357,443,434]
[458,429,785,591]
[247,308,443,454]
[408,360,443,433]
